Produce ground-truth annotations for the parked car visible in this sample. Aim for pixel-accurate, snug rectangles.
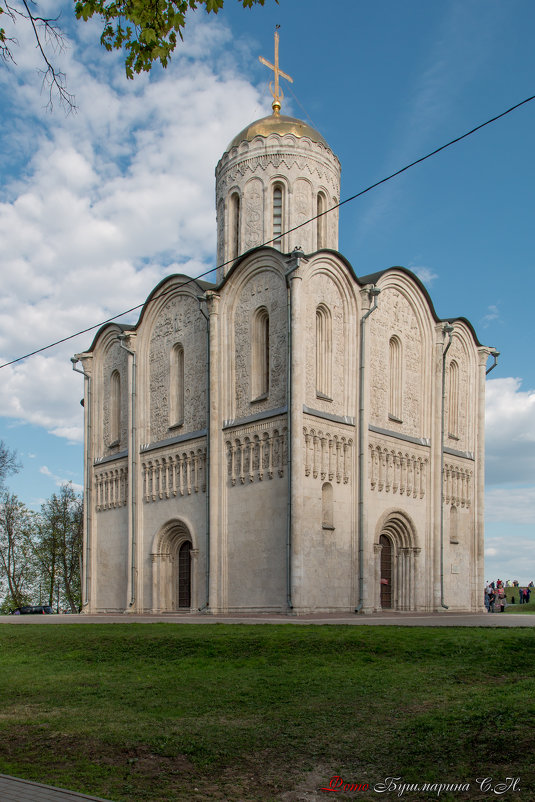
[10,605,54,615]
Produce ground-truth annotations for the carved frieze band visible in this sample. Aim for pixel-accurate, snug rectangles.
[95,466,128,511]
[303,426,353,484]
[225,420,287,485]
[369,444,428,499]
[142,447,207,503]
[443,462,472,508]
[219,154,339,193]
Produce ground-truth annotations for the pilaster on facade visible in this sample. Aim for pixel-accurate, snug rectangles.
[205,292,226,612]
[288,268,305,611]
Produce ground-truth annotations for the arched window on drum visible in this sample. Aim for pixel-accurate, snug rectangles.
[229,192,240,262]
[272,185,283,250]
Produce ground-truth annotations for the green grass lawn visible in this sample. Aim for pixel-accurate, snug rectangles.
[0,624,533,801]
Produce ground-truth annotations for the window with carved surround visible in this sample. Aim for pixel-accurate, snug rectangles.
[272,185,283,250]
[448,360,459,439]
[389,336,402,421]
[170,343,184,428]
[316,304,332,399]
[252,307,269,401]
[229,192,240,261]
[110,370,121,445]
[317,192,327,249]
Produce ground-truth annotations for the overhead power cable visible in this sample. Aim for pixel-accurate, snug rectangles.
[1,91,534,371]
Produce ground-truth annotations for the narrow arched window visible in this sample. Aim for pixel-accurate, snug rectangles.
[252,307,269,400]
[317,192,326,249]
[322,482,334,529]
[316,304,332,399]
[170,344,184,427]
[448,360,459,438]
[272,185,283,250]
[229,192,240,261]
[110,370,121,445]
[389,336,402,421]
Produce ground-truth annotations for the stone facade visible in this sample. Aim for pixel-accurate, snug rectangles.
[74,110,494,615]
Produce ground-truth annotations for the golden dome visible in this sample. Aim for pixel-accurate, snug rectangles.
[226,113,329,152]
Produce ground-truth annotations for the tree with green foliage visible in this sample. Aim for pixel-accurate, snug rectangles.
[33,483,83,613]
[1,0,273,108]
[0,440,20,489]
[0,491,36,611]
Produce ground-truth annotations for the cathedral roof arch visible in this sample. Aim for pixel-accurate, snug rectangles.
[359,266,482,347]
[216,245,287,291]
[134,273,214,334]
[85,322,131,355]
[299,251,361,313]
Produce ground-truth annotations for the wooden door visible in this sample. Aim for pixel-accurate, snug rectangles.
[380,535,392,609]
[178,541,191,608]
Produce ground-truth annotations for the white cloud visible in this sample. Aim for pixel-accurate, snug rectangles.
[410,265,438,286]
[485,486,535,525]
[0,12,269,442]
[485,377,535,485]
[480,304,501,328]
[484,533,535,585]
[39,465,83,492]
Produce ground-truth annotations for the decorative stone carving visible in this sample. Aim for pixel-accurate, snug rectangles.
[95,463,128,511]
[369,442,428,499]
[243,178,264,250]
[303,425,353,484]
[102,342,128,453]
[149,292,207,443]
[369,288,424,436]
[216,131,341,279]
[305,271,347,416]
[443,461,472,508]
[233,270,287,418]
[225,419,287,485]
[142,441,207,503]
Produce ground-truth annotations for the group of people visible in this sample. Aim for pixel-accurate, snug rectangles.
[484,579,533,612]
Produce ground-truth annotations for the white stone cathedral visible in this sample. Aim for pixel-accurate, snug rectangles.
[73,40,496,614]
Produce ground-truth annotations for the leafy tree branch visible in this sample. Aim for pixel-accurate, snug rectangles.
[1,0,272,109]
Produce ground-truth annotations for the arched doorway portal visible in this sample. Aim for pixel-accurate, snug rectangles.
[151,521,196,612]
[375,512,420,611]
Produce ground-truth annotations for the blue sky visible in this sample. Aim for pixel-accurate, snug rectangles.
[1,0,534,581]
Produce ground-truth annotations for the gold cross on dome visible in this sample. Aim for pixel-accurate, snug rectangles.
[259,28,293,116]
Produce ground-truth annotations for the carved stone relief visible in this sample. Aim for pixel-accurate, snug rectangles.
[102,342,128,454]
[305,271,347,416]
[243,178,264,250]
[149,293,207,443]
[234,270,287,419]
[369,288,424,436]
[445,341,470,451]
